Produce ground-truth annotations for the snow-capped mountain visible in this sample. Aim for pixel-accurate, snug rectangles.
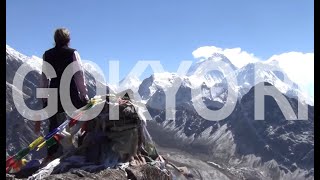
[6,45,47,160]
[187,53,237,76]
[6,45,110,159]
[109,75,142,93]
[6,45,43,73]
[234,61,312,105]
[136,53,314,179]
[6,45,314,179]
[137,53,313,108]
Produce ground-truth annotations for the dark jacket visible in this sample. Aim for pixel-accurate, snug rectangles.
[41,45,88,112]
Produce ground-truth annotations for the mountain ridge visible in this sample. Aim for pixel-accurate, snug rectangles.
[6,45,314,180]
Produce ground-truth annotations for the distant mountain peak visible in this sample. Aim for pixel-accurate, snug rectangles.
[187,53,237,78]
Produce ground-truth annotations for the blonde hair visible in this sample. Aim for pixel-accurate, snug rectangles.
[54,28,70,47]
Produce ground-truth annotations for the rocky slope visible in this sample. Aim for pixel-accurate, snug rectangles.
[146,82,314,179]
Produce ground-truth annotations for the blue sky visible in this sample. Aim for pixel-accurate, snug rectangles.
[6,0,314,92]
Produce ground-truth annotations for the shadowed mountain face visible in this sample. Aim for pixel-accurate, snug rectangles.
[145,82,314,179]
[6,49,44,159]
[229,83,313,170]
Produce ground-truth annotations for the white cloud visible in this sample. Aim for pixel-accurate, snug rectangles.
[192,45,314,100]
[192,46,259,68]
[267,52,314,98]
